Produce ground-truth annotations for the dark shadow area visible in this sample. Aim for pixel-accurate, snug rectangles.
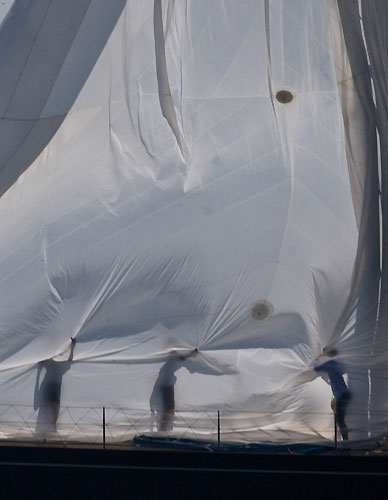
[0,0,126,197]
[0,445,387,500]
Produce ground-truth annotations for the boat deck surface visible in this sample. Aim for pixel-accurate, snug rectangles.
[0,438,387,499]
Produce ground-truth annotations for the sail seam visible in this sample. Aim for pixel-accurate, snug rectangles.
[357,0,383,426]
[153,0,183,155]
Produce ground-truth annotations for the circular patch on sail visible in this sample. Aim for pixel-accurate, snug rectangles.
[275,89,294,104]
[250,300,274,320]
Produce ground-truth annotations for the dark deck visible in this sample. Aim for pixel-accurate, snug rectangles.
[0,440,387,499]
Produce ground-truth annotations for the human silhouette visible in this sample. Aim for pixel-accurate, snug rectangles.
[34,337,76,436]
[150,348,197,432]
[315,348,351,440]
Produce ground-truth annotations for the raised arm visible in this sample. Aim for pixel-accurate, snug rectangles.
[68,337,77,362]
[180,348,198,360]
[33,362,43,410]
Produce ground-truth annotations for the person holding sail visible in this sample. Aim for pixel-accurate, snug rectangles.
[150,346,198,432]
[34,337,77,435]
[314,348,351,441]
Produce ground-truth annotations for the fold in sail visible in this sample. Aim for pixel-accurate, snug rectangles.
[0,0,385,443]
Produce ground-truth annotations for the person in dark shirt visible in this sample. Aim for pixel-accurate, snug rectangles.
[315,348,351,440]
[150,348,198,431]
[34,337,76,435]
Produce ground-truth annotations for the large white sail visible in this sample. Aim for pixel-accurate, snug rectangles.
[0,0,384,444]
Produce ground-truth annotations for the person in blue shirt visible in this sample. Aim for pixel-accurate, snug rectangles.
[315,348,351,440]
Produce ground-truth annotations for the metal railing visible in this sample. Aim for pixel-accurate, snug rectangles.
[0,403,386,449]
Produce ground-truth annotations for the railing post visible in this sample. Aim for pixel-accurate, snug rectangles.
[103,406,106,449]
[217,410,221,449]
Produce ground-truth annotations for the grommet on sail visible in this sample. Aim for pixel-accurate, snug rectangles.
[0,0,386,445]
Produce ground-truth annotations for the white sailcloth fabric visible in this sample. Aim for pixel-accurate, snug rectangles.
[0,0,382,444]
